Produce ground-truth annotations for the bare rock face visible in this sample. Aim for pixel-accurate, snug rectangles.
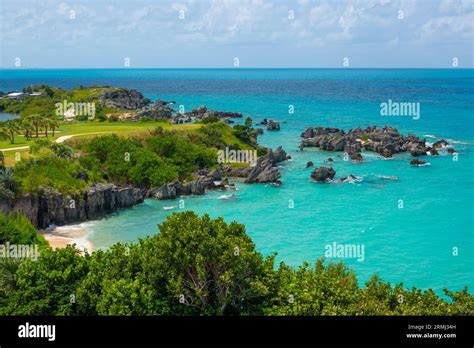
[311,167,336,182]
[244,146,288,184]
[100,88,151,110]
[0,183,147,229]
[300,125,431,158]
[267,120,280,131]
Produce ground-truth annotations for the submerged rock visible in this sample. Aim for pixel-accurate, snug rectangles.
[311,167,336,182]
[306,161,314,168]
[410,158,427,166]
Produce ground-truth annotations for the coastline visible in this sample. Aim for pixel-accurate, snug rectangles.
[41,224,94,254]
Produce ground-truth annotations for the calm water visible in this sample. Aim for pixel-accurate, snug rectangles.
[1,69,473,293]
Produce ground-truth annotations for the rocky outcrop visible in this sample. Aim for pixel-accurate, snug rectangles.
[185,105,242,119]
[306,161,314,168]
[224,147,289,184]
[410,158,427,166]
[138,101,174,118]
[100,89,151,110]
[149,169,228,200]
[0,184,147,229]
[300,125,432,158]
[311,167,336,182]
[267,120,280,131]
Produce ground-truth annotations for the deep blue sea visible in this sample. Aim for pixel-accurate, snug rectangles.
[1,69,473,294]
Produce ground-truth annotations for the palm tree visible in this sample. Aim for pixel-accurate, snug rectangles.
[25,114,45,138]
[21,119,33,141]
[0,119,21,144]
[48,116,59,137]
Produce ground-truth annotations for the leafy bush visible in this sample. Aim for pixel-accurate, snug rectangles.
[1,212,472,316]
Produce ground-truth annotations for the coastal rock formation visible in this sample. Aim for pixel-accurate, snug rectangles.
[301,125,431,158]
[100,89,151,110]
[185,105,243,119]
[255,128,264,135]
[138,101,174,118]
[0,184,147,229]
[306,161,314,168]
[224,146,289,184]
[310,166,336,182]
[410,158,427,166]
[267,120,280,131]
[149,169,227,200]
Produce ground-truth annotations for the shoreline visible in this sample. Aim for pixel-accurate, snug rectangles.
[41,224,94,254]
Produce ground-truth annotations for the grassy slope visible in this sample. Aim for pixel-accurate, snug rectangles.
[0,121,202,150]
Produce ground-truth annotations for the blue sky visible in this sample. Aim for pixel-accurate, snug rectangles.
[1,0,473,68]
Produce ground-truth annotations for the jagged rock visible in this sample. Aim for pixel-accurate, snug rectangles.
[432,139,449,149]
[243,146,288,184]
[100,89,151,110]
[267,120,280,131]
[260,118,268,125]
[447,148,457,154]
[185,105,242,119]
[410,158,427,166]
[301,125,428,158]
[255,128,264,135]
[428,147,439,155]
[350,152,363,162]
[311,167,336,182]
[306,161,314,168]
[0,183,147,229]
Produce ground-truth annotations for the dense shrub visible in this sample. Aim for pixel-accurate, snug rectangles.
[0,212,472,316]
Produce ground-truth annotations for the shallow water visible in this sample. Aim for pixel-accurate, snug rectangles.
[1,69,473,293]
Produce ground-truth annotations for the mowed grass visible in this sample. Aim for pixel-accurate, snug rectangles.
[1,149,30,167]
[0,120,202,150]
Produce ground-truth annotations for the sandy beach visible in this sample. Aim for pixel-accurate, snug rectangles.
[41,224,94,254]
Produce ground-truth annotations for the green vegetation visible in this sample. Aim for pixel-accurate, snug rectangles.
[0,212,471,316]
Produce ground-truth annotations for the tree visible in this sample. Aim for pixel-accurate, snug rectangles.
[25,114,45,138]
[1,119,21,144]
[21,119,33,141]
[244,116,253,130]
[48,116,59,136]
[0,167,18,201]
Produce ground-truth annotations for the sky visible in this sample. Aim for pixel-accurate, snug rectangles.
[0,0,473,68]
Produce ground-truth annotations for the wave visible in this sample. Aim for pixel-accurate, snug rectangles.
[162,206,176,211]
[218,193,237,200]
[376,175,399,181]
[424,134,437,139]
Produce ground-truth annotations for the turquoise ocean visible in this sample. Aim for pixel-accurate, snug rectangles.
[1,69,473,294]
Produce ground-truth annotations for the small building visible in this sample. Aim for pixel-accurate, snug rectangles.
[7,92,28,100]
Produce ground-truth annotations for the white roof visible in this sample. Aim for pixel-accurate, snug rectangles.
[7,92,24,97]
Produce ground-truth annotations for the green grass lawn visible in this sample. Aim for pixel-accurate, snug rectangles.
[0,120,202,150]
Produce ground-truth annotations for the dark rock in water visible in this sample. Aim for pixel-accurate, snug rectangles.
[100,88,151,110]
[428,147,439,156]
[432,139,449,149]
[300,125,429,158]
[255,128,264,135]
[350,152,363,162]
[311,166,336,182]
[410,158,427,166]
[244,146,288,183]
[260,118,268,125]
[337,174,360,183]
[267,120,280,131]
[327,158,334,162]
[306,161,314,168]
[447,148,457,154]
[185,105,242,119]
